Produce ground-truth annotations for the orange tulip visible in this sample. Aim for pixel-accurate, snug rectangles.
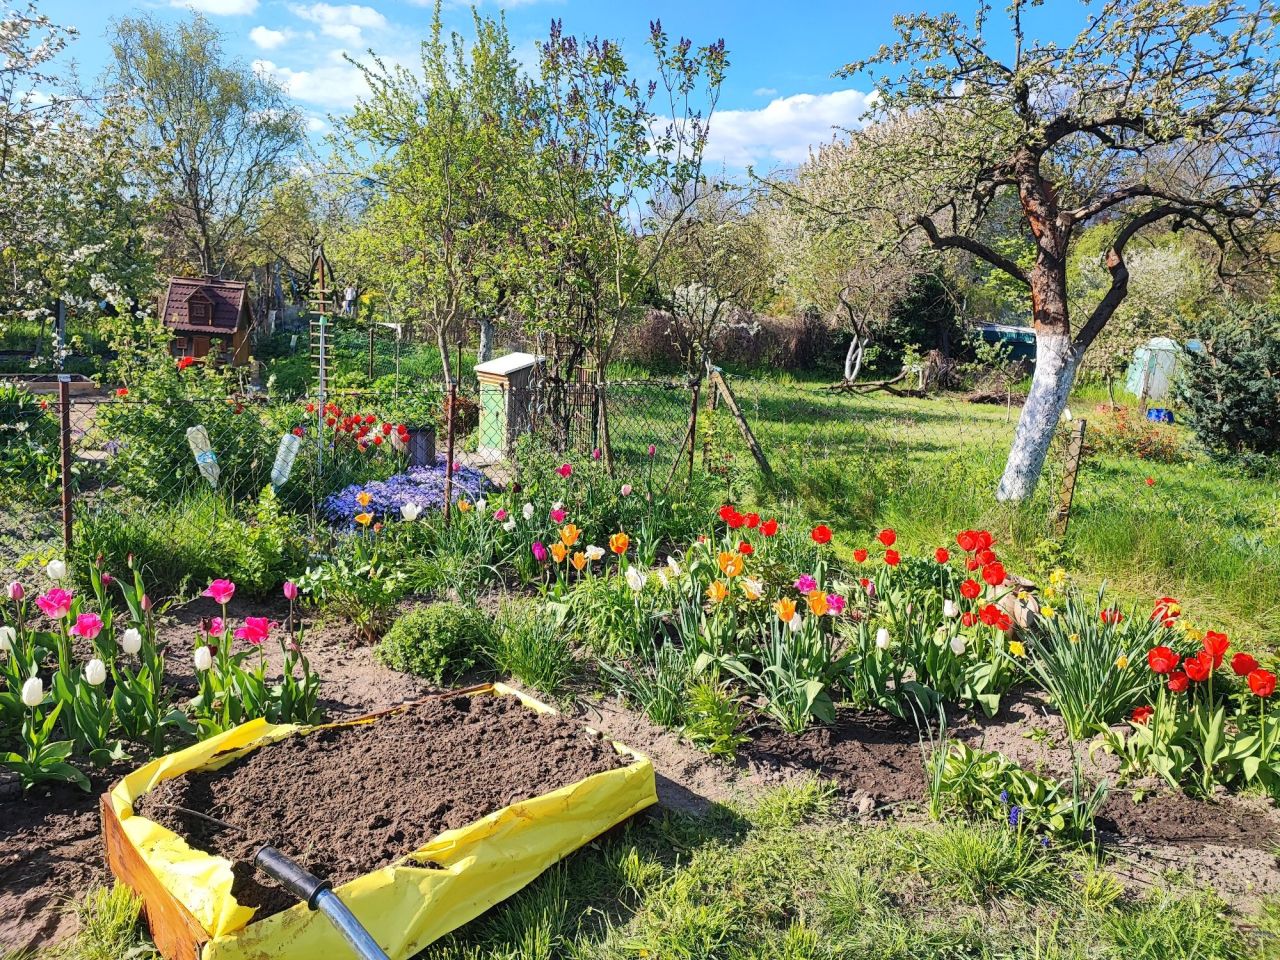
[806,589,829,617]
[571,551,587,571]
[609,532,630,555]
[355,490,372,507]
[551,542,567,563]
[354,512,373,527]
[706,580,728,604]
[560,523,580,547]
[775,598,797,622]
[717,551,744,578]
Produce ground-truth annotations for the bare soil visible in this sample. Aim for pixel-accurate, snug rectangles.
[137,694,628,919]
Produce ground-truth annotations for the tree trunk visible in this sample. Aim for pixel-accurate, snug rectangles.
[996,329,1080,502]
[477,316,494,363]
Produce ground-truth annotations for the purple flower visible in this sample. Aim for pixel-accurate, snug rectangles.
[794,574,818,593]
[320,456,491,528]
[531,541,548,563]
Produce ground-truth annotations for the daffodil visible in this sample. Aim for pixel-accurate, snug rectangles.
[1008,640,1025,657]
[1115,654,1129,669]
[1068,633,1080,644]
[1049,567,1067,587]
[1041,604,1056,619]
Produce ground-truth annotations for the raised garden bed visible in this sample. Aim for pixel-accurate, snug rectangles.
[103,684,656,960]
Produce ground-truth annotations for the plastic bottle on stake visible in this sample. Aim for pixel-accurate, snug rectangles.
[272,432,301,490]
[186,426,220,488]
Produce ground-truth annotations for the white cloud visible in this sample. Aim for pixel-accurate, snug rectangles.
[706,89,876,169]
[249,26,291,49]
[288,3,386,44]
[306,115,329,133]
[255,50,375,110]
[752,87,778,97]
[169,0,259,14]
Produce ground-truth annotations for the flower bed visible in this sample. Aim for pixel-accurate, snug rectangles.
[319,457,492,526]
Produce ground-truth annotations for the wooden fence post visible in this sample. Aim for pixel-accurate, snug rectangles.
[710,371,774,484]
[1053,419,1088,537]
[58,375,73,557]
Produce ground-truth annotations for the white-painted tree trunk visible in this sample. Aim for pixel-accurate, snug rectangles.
[843,336,866,382]
[477,316,495,363]
[996,331,1081,502]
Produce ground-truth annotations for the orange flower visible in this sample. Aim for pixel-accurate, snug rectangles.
[609,532,630,555]
[717,551,744,578]
[560,523,581,547]
[740,577,764,601]
[706,580,728,604]
[355,490,372,507]
[775,598,797,622]
[571,551,587,571]
[457,498,472,513]
[550,542,567,563]
[354,512,373,527]
[806,589,829,616]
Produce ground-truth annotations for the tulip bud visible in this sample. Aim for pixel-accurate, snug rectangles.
[194,646,213,671]
[21,675,43,707]
[789,612,803,632]
[943,599,959,619]
[625,566,645,592]
[120,628,142,655]
[84,658,107,686]
[45,559,67,581]
[7,581,23,601]
[400,502,421,522]
[875,627,890,650]
[0,626,14,653]
[283,581,299,601]
[620,484,633,497]
[140,594,152,612]
[950,636,967,655]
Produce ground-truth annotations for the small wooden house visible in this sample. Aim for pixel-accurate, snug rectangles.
[160,277,254,366]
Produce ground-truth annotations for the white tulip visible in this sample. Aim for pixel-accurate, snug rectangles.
[625,566,646,592]
[875,627,891,650]
[502,518,517,532]
[943,599,959,619]
[400,502,421,522]
[194,646,213,671]
[21,675,43,707]
[120,628,142,655]
[667,556,681,577]
[45,559,67,581]
[0,626,14,654]
[950,636,967,655]
[475,498,487,514]
[84,658,107,686]
[789,612,803,632]
[585,545,605,561]
[522,503,535,520]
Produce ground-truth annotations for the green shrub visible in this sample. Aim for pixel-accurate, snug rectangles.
[1180,304,1280,468]
[375,602,492,683]
[488,602,577,694]
[683,680,748,759]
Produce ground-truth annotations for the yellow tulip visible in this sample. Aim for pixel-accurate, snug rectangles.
[355,512,373,527]
[355,490,372,507]
[718,551,744,577]
[706,581,728,604]
[775,598,797,622]
[571,551,587,571]
[551,542,567,563]
[457,499,472,513]
[560,523,580,547]
[806,589,828,616]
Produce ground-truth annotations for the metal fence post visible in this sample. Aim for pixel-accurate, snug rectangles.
[58,375,72,558]
[443,381,457,526]
[1053,419,1088,537]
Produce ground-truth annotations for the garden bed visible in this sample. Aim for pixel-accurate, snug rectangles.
[136,693,629,917]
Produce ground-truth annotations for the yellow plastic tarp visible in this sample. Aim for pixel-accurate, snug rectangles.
[108,683,657,960]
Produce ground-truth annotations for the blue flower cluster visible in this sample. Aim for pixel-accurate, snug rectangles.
[320,456,493,525]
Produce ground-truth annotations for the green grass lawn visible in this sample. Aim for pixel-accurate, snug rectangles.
[709,374,1280,648]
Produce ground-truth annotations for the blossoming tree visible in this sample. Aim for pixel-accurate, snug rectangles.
[821,0,1280,499]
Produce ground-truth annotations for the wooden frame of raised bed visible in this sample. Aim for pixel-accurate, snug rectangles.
[102,683,657,960]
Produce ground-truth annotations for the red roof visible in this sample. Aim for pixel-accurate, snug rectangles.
[160,277,252,334]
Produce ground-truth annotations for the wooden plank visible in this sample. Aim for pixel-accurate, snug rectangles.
[710,371,774,483]
[102,793,210,960]
[1052,419,1088,537]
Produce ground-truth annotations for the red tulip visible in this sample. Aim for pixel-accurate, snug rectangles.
[1167,671,1190,693]
[976,548,997,567]
[1131,705,1154,725]
[877,528,896,547]
[1183,654,1211,683]
[979,603,1002,626]
[718,504,737,522]
[760,519,779,537]
[1231,652,1260,677]
[1100,608,1124,625]
[884,549,900,566]
[966,557,980,571]
[981,562,1005,587]
[738,542,754,556]
[745,512,760,529]
[1147,646,1180,674]
[960,579,981,600]
[961,611,978,627]
[1249,669,1276,698]
[1145,476,1155,486]
[726,511,745,529]
[956,530,978,552]
[1202,630,1229,668]
[934,548,950,564]
[810,525,832,545]
[853,548,868,563]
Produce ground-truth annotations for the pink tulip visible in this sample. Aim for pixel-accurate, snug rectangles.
[207,616,225,637]
[100,572,113,587]
[620,484,633,497]
[35,588,74,620]
[827,594,846,615]
[647,444,656,457]
[140,594,152,612]
[592,448,601,461]
[494,508,508,522]
[7,582,23,601]
[556,463,573,478]
[550,508,567,524]
[203,579,236,605]
[69,612,103,640]
[234,616,274,645]
[283,581,299,601]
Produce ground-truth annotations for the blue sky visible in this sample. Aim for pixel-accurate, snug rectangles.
[38,0,1085,172]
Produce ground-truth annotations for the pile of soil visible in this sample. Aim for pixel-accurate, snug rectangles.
[138,694,628,918]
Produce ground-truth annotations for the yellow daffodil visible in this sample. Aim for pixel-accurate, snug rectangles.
[356,490,372,507]
[775,598,797,623]
[457,498,472,513]
[1115,654,1129,669]
[1049,567,1067,587]
[1041,605,1056,619]
[1008,640,1026,657]
[560,523,580,547]
[718,551,744,577]
[1069,633,1080,644]
[706,580,728,604]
